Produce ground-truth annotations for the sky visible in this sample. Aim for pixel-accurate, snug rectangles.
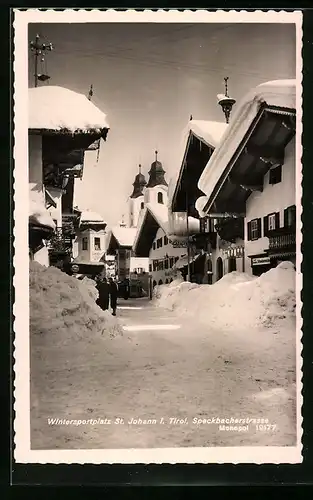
[28,22,296,227]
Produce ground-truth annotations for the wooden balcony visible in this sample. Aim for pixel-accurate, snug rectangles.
[268,226,296,252]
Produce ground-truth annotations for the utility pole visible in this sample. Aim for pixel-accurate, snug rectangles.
[29,34,53,87]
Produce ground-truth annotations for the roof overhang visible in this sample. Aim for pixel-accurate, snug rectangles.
[133,208,167,258]
[171,131,214,215]
[198,80,297,217]
[201,105,296,216]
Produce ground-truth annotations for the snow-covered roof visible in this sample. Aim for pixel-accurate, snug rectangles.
[29,199,56,230]
[80,210,105,224]
[188,120,228,149]
[29,86,109,133]
[168,119,228,208]
[198,79,296,200]
[110,226,137,248]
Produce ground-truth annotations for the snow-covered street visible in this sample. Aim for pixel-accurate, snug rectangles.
[30,296,296,450]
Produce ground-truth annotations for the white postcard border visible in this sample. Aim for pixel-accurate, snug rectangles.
[13,8,303,464]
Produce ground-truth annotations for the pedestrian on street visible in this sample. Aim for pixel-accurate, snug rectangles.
[96,275,109,311]
[108,277,118,316]
[123,278,130,300]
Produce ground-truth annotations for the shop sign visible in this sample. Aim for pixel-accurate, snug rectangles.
[169,238,188,248]
[224,246,244,258]
[252,256,270,266]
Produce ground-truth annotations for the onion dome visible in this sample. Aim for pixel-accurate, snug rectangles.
[146,150,168,188]
[130,164,147,198]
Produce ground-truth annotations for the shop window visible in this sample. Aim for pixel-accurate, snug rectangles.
[94,237,101,250]
[149,264,152,272]
[269,165,282,185]
[82,237,88,250]
[164,235,168,245]
[284,205,296,228]
[247,218,261,241]
[158,192,164,204]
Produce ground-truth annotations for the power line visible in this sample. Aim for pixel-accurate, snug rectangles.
[50,47,287,82]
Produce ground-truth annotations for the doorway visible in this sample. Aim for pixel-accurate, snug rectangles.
[228,257,237,273]
[216,257,223,281]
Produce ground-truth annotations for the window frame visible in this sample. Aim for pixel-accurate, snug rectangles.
[157,192,164,204]
[269,164,282,185]
[94,237,101,251]
[82,237,88,250]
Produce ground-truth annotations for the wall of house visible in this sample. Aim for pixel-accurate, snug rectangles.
[211,236,245,283]
[244,137,295,273]
[29,134,50,267]
[149,227,186,285]
[76,228,106,263]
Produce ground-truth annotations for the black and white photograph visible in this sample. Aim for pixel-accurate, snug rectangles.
[13,10,302,464]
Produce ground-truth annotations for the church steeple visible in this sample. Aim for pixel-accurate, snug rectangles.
[130,164,147,198]
[146,151,168,188]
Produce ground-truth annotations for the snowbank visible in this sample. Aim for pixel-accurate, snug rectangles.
[153,262,296,332]
[29,261,123,341]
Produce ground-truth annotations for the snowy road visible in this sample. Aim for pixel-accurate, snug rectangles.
[30,298,296,450]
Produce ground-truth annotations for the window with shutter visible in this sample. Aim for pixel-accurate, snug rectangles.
[247,221,252,241]
[263,216,269,237]
[275,212,280,229]
[257,218,262,238]
[284,205,296,227]
[269,165,282,185]
[250,219,259,240]
[268,214,276,231]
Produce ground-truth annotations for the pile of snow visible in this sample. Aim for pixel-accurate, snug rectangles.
[29,86,109,132]
[154,262,296,332]
[29,186,56,229]
[29,261,123,341]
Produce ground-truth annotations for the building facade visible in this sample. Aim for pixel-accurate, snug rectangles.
[197,79,297,278]
[28,85,109,269]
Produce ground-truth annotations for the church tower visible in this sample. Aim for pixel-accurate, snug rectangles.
[144,151,168,206]
[128,164,147,228]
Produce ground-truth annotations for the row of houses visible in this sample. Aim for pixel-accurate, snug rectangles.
[28,85,110,277]
[29,79,297,294]
[122,79,297,288]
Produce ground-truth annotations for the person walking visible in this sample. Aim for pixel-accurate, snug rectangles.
[96,275,109,311]
[123,277,130,300]
[108,277,118,316]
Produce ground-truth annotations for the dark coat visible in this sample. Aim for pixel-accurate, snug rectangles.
[108,282,118,308]
[96,280,110,310]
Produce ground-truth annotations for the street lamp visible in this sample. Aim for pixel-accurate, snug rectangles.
[217,77,236,124]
